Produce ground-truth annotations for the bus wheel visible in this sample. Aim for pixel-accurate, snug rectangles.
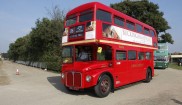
[144,68,152,83]
[94,75,111,98]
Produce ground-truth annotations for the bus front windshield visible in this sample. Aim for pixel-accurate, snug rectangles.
[62,45,112,63]
[154,56,168,62]
[76,46,93,61]
[79,11,93,22]
[66,17,77,26]
[75,45,112,62]
[62,46,73,63]
[66,10,93,27]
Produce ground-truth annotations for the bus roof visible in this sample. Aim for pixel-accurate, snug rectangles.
[66,2,155,30]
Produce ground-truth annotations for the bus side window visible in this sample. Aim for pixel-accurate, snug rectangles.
[126,21,135,31]
[97,46,112,61]
[105,47,112,60]
[138,52,145,60]
[97,51,105,61]
[144,28,150,35]
[114,16,124,27]
[96,9,111,23]
[116,50,126,60]
[150,30,155,37]
[128,50,136,60]
[146,52,151,60]
[136,24,143,33]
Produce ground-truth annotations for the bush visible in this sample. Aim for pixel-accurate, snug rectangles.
[0,58,2,65]
[46,61,61,72]
[41,50,61,72]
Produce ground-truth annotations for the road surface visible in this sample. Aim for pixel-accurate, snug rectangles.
[0,60,182,105]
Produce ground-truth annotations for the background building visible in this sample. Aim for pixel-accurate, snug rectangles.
[170,52,182,63]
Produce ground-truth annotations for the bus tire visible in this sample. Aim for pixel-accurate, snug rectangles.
[144,68,152,83]
[94,75,111,98]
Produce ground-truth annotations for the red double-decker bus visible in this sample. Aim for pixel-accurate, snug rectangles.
[61,2,157,97]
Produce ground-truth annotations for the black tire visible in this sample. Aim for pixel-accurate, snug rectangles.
[144,68,152,83]
[94,75,111,98]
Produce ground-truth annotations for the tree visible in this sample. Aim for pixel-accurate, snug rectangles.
[8,43,18,61]
[8,6,65,71]
[8,36,29,61]
[27,17,64,70]
[47,5,65,21]
[159,32,174,44]
[110,0,174,44]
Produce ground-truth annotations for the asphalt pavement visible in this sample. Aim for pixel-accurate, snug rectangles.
[0,61,182,105]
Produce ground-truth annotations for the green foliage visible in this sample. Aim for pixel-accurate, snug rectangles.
[110,0,173,44]
[169,63,182,70]
[0,58,2,66]
[8,7,64,71]
[42,50,61,71]
[160,33,174,44]
[8,36,29,61]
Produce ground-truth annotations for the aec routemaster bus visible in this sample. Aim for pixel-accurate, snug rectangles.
[61,2,158,97]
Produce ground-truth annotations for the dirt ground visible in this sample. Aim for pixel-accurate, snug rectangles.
[0,60,182,105]
[0,61,10,85]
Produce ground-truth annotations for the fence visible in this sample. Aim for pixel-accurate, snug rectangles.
[15,61,47,69]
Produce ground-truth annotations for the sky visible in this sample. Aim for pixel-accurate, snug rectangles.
[0,0,182,53]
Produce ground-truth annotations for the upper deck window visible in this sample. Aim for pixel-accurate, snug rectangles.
[144,28,150,35]
[136,24,143,33]
[114,16,124,27]
[79,11,93,22]
[150,30,155,37]
[66,16,77,26]
[96,9,111,23]
[158,44,167,50]
[126,21,135,30]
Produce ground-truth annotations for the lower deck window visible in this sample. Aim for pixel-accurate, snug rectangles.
[128,50,136,60]
[146,52,151,60]
[116,50,126,60]
[97,46,112,61]
[138,52,145,60]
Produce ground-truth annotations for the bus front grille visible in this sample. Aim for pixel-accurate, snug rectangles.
[66,72,82,88]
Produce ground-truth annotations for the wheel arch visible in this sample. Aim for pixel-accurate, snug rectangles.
[97,71,114,92]
[147,66,153,77]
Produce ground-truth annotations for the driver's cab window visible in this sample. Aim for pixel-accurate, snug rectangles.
[97,46,112,61]
[76,46,92,61]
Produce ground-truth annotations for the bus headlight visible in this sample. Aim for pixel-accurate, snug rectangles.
[61,73,65,79]
[86,75,92,82]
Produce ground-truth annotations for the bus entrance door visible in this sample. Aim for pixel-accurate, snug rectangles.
[114,50,129,87]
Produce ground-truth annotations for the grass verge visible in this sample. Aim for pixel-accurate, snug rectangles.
[0,58,10,85]
[169,63,182,70]
[0,58,2,65]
